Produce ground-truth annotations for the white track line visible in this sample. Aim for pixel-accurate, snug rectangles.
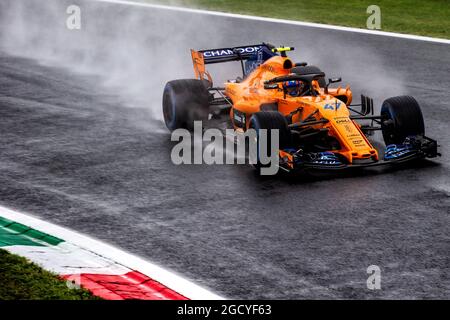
[6,243,132,275]
[0,205,224,300]
[94,0,450,44]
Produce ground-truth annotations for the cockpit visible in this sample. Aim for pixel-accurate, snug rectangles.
[284,80,307,97]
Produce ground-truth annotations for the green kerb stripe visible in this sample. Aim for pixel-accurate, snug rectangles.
[0,217,64,247]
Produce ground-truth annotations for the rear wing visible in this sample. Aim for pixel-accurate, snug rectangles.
[198,44,264,64]
[191,43,273,82]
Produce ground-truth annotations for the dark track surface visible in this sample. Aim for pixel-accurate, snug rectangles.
[0,0,449,299]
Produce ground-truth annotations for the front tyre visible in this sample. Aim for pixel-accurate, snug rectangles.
[249,111,292,170]
[381,95,425,145]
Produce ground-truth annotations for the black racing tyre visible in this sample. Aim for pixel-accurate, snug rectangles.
[162,79,210,131]
[291,65,326,88]
[381,95,425,145]
[249,111,292,168]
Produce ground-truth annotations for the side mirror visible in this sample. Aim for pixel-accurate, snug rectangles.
[325,77,342,93]
[295,62,308,67]
[264,83,279,90]
[328,77,342,84]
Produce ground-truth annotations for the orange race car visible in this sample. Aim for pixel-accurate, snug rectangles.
[162,43,439,172]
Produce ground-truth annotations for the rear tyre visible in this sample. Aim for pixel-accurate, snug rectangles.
[381,95,425,145]
[162,79,210,131]
[249,111,292,170]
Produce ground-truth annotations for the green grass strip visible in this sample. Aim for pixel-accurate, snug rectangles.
[153,0,450,39]
[0,249,99,300]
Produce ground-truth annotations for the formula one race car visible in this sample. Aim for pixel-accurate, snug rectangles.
[162,43,439,172]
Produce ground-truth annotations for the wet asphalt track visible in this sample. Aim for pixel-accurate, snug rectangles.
[0,0,449,299]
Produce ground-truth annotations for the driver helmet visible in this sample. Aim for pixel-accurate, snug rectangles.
[284,80,304,97]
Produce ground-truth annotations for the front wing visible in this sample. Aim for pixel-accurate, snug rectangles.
[279,136,440,172]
